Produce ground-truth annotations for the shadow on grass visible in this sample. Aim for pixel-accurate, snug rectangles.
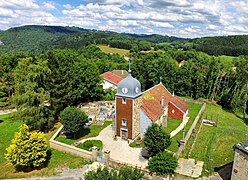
[222,107,248,125]
[0,120,3,123]
[65,127,91,140]
[214,161,233,180]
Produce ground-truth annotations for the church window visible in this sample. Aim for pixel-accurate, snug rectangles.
[122,119,127,126]
[122,97,126,104]
[172,109,175,114]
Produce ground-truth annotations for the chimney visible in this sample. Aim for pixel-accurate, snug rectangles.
[172,91,175,97]
[161,96,164,107]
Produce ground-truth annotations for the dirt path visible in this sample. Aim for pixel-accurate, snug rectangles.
[0,109,17,115]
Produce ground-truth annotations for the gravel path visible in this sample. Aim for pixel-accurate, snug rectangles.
[0,109,17,115]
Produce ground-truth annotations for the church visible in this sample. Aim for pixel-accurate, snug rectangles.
[114,69,189,140]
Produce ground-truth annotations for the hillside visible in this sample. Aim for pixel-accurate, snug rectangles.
[1,25,248,56]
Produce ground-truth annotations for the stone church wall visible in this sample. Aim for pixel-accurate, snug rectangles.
[133,96,142,138]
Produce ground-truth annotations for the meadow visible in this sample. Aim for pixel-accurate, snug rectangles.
[98,45,129,56]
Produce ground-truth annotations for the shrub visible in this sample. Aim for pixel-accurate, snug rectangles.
[147,151,178,175]
[77,140,103,151]
[144,123,171,157]
[5,124,48,169]
[84,165,144,180]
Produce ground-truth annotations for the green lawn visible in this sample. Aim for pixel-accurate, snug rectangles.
[165,118,182,134]
[167,102,202,152]
[0,113,90,179]
[77,140,103,151]
[189,103,248,175]
[98,45,129,56]
[56,121,112,145]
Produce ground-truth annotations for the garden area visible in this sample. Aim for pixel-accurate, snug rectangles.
[0,113,91,179]
[56,120,112,146]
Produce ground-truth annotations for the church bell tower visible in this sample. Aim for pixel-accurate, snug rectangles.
[114,66,142,140]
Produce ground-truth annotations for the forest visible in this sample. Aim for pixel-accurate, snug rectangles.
[1,25,248,56]
[0,25,247,131]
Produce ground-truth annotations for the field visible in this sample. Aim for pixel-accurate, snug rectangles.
[218,55,235,67]
[186,103,248,174]
[98,45,129,56]
[0,113,90,179]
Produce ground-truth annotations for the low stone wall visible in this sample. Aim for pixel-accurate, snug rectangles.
[49,125,94,161]
[179,97,204,105]
[107,158,168,180]
[176,103,206,158]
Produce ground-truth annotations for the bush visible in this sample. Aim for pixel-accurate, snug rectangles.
[77,140,103,151]
[147,151,178,175]
[144,123,171,157]
[59,106,88,139]
[5,124,48,169]
[84,165,144,180]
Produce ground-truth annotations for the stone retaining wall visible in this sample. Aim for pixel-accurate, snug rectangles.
[49,125,94,161]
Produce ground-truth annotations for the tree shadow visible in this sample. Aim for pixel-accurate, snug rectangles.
[64,127,91,140]
[222,108,248,125]
[0,120,3,124]
[214,162,233,180]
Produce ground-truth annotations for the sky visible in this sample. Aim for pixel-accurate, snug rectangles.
[0,0,247,38]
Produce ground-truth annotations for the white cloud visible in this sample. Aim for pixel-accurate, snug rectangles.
[0,0,247,37]
[43,2,56,10]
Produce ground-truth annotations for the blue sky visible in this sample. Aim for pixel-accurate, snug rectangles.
[0,0,247,38]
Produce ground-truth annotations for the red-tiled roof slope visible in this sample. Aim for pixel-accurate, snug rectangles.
[141,83,189,121]
[100,71,123,85]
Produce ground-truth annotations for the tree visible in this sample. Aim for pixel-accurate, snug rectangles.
[147,151,178,175]
[84,165,144,180]
[144,123,171,157]
[13,57,53,131]
[5,124,48,169]
[59,106,88,138]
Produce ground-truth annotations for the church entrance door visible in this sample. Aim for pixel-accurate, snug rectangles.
[121,129,128,140]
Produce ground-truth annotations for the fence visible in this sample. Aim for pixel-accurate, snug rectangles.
[175,102,206,158]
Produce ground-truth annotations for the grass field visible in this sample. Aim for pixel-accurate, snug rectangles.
[188,103,248,175]
[98,45,129,56]
[56,120,112,145]
[0,113,90,179]
[167,102,202,152]
[218,55,235,67]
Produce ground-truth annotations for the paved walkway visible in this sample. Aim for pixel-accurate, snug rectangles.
[78,125,148,169]
[175,158,204,178]
[170,116,189,137]
[0,109,17,115]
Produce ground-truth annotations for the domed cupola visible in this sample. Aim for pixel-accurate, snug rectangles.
[116,69,142,98]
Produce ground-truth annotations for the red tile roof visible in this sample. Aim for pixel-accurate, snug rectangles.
[100,71,123,85]
[141,83,189,121]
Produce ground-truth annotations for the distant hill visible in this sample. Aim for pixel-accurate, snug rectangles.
[0,25,248,56]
